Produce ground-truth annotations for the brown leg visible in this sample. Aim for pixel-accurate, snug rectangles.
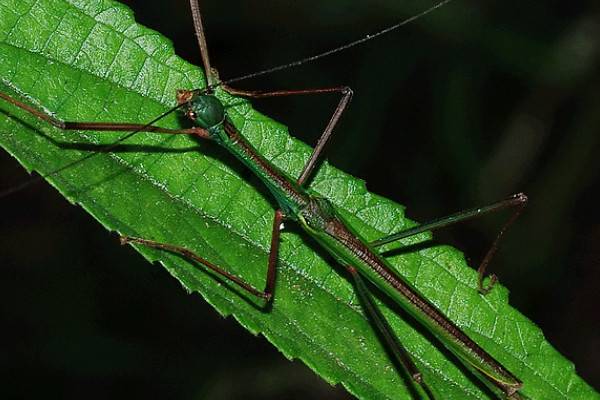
[221,85,354,186]
[370,193,528,294]
[186,1,353,185]
[345,265,437,399]
[475,194,527,294]
[188,0,217,86]
[0,92,207,137]
[121,209,285,302]
[0,91,210,197]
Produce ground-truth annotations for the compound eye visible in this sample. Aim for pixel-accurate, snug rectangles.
[186,110,197,121]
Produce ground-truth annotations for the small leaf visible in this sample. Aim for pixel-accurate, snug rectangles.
[0,1,597,399]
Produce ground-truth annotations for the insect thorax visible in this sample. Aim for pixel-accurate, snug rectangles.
[299,196,338,232]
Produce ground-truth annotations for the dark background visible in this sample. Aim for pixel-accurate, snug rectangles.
[2,0,599,398]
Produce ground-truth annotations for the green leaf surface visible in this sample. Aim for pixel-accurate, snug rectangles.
[0,1,596,399]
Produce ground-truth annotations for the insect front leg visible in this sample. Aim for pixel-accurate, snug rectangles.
[186,0,354,187]
[219,85,354,187]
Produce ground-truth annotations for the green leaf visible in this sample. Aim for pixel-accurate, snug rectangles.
[0,0,596,399]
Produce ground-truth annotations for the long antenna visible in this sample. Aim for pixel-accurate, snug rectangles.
[1,0,453,196]
[218,0,453,88]
[188,0,215,86]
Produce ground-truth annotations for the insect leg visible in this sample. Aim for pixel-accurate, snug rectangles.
[221,85,354,186]
[369,193,528,294]
[0,92,207,137]
[187,0,353,185]
[121,209,285,303]
[0,92,210,197]
[345,265,437,400]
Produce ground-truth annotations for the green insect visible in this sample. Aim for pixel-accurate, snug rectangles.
[0,0,596,399]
